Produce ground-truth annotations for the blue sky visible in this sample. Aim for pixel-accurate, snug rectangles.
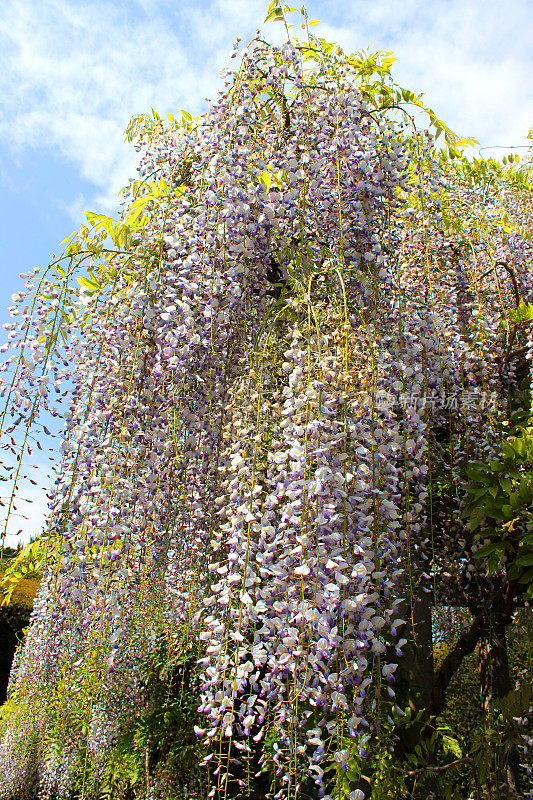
[0,0,532,544]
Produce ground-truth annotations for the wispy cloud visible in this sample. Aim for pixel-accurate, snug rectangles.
[317,0,532,151]
[0,0,264,213]
[0,0,530,214]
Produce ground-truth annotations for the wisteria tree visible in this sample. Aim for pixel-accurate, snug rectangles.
[0,5,532,800]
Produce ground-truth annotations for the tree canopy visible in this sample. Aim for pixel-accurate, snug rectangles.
[0,5,532,800]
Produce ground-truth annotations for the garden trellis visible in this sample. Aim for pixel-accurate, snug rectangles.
[0,7,532,800]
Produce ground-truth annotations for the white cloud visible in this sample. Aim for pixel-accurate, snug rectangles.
[315,0,532,152]
[0,0,531,221]
[0,0,264,214]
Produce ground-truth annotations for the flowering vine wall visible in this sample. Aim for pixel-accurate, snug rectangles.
[0,17,531,800]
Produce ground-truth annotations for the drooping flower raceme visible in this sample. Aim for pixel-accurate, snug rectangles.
[0,31,531,800]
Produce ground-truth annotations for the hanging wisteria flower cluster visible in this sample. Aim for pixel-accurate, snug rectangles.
[0,15,532,800]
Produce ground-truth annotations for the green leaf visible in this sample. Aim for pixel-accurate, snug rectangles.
[260,170,272,191]
[85,212,118,238]
[469,505,486,531]
[487,551,503,573]
[465,463,490,481]
[501,504,517,519]
[464,486,489,505]
[77,276,100,292]
[508,300,533,323]
[515,552,533,567]
[124,196,152,226]
[181,109,192,121]
[499,477,514,493]
[442,735,462,758]
[475,542,504,559]
[1,539,45,605]
[60,230,77,245]
[518,567,533,584]
[507,563,523,580]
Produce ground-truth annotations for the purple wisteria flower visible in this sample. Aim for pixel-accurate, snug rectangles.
[0,27,531,800]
